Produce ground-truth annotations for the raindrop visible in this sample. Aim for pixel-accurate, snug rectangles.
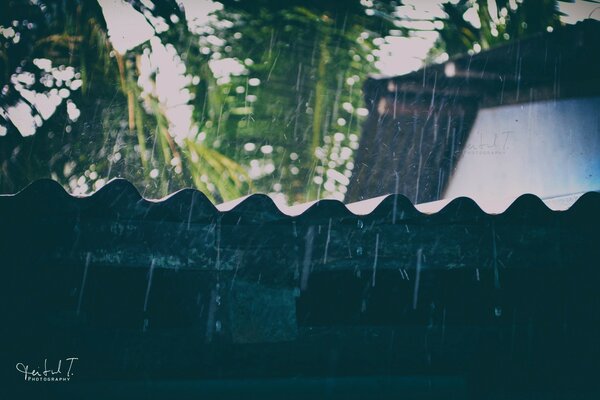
[323,218,332,264]
[400,268,409,280]
[143,259,156,313]
[301,226,315,291]
[413,249,422,310]
[187,194,195,231]
[392,171,400,224]
[372,233,379,287]
[215,218,222,269]
[76,252,91,316]
[492,222,500,289]
[441,307,447,346]
[205,288,218,343]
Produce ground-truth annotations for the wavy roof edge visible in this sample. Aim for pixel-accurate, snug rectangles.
[1,179,599,220]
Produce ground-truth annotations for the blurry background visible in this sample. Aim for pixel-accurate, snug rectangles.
[1,0,598,204]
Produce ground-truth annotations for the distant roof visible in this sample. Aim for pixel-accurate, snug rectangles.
[346,20,600,204]
[366,19,600,108]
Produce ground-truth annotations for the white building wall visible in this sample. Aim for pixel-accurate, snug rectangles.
[444,96,600,208]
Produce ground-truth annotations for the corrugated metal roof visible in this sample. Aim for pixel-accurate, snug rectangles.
[1,178,597,218]
[1,179,599,396]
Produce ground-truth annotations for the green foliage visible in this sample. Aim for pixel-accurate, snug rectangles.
[434,0,563,57]
[170,0,400,202]
[0,0,252,201]
[1,0,572,203]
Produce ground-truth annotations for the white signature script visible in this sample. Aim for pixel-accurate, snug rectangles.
[15,357,78,382]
